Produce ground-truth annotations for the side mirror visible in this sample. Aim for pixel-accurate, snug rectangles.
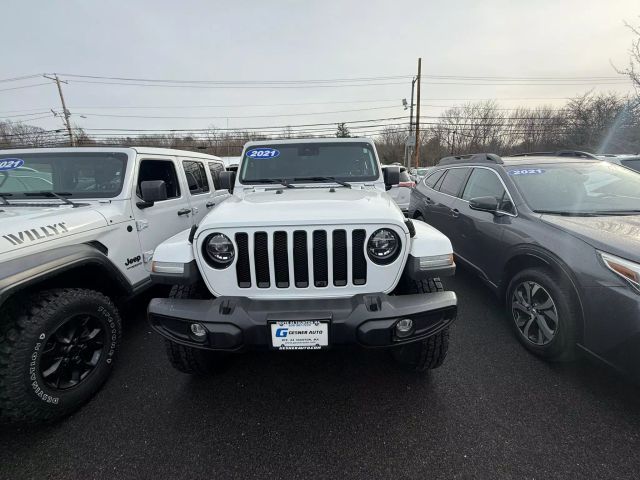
[137,180,167,209]
[383,166,400,191]
[219,171,236,192]
[469,196,499,214]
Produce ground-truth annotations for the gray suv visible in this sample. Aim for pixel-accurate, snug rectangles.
[409,153,640,377]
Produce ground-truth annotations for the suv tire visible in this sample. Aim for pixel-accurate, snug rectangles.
[163,283,222,375]
[0,288,121,423]
[506,267,577,361]
[390,278,451,371]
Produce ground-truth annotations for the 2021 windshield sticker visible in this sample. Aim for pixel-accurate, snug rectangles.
[0,158,24,171]
[508,168,545,176]
[246,148,280,159]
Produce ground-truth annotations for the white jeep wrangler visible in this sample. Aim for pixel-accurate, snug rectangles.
[0,147,228,422]
[149,138,457,373]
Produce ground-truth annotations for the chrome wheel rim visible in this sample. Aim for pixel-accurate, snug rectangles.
[511,281,558,346]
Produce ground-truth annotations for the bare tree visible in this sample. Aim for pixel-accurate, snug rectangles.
[616,17,640,92]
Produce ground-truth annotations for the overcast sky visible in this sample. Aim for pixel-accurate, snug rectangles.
[2,0,638,136]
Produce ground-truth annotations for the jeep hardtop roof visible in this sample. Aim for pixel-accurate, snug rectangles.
[242,137,375,149]
[0,146,222,161]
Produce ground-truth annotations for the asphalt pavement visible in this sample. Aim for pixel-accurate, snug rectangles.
[2,267,640,479]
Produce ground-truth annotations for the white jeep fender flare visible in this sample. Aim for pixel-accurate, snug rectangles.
[404,220,455,279]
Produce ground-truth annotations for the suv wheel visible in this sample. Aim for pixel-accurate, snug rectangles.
[163,283,224,375]
[390,277,451,371]
[0,289,121,423]
[506,267,577,361]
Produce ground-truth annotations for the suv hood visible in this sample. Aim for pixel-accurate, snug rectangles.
[199,187,406,229]
[541,214,640,263]
[0,205,108,255]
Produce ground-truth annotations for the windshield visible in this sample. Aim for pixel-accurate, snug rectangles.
[621,158,640,173]
[0,152,128,198]
[240,142,379,183]
[508,161,640,214]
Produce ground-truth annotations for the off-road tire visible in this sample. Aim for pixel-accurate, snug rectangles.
[163,282,221,375]
[0,289,121,423]
[390,277,451,371]
[391,329,450,372]
[506,267,578,361]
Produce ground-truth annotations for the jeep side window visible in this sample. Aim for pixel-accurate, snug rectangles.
[438,167,469,197]
[207,161,225,190]
[424,169,445,188]
[137,160,181,199]
[182,160,210,195]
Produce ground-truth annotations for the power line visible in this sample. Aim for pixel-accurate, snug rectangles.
[79,116,409,132]
[55,73,414,84]
[75,105,401,120]
[0,74,43,84]
[0,111,52,119]
[55,72,628,83]
[0,82,51,93]
[65,79,410,89]
[67,99,401,110]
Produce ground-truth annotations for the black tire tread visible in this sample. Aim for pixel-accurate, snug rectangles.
[0,288,121,423]
[390,277,451,371]
[164,281,217,375]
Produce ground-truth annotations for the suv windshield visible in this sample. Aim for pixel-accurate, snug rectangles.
[0,152,128,198]
[621,158,640,173]
[508,161,640,214]
[240,142,379,183]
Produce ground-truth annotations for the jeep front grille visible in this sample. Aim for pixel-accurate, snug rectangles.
[235,229,368,289]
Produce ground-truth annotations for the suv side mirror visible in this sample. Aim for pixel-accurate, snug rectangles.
[469,196,499,214]
[383,166,400,191]
[138,180,167,209]
[219,171,236,192]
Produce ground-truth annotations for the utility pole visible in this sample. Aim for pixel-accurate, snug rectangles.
[407,77,417,167]
[44,74,74,146]
[413,57,422,168]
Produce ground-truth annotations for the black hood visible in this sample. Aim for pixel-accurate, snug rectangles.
[541,214,640,263]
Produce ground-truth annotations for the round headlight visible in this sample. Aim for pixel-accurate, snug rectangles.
[367,228,401,264]
[203,233,235,269]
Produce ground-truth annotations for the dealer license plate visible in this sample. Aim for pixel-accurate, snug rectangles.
[270,321,329,350]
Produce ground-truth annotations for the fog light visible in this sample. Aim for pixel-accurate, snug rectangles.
[190,323,207,338]
[395,318,414,338]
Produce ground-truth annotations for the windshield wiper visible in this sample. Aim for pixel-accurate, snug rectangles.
[244,179,296,188]
[582,210,640,216]
[292,176,352,188]
[534,209,640,216]
[0,193,12,205]
[23,191,79,207]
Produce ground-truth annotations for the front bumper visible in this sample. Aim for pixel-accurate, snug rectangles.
[580,285,640,377]
[148,291,457,351]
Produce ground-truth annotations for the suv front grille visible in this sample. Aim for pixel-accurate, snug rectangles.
[235,229,369,289]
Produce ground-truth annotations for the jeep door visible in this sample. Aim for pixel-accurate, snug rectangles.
[133,156,193,271]
[451,167,515,282]
[205,160,231,211]
[180,158,214,225]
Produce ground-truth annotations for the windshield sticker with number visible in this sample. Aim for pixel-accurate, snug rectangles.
[246,148,280,159]
[0,158,25,171]
[508,169,545,176]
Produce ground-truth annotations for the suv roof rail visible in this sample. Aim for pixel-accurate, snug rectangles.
[437,153,503,166]
[509,150,599,160]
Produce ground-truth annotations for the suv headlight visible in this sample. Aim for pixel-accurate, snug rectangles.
[203,233,235,269]
[599,251,640,292]
[367,228,401,264]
